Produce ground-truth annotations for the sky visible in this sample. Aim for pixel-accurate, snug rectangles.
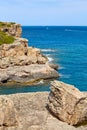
[0,0,87,26]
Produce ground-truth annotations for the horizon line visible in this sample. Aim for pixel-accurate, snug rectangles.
[22,25,87,27]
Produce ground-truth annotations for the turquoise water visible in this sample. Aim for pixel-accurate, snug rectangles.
[22,26,87,91]
[0,26,87,94]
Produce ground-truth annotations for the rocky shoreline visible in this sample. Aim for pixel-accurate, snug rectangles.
[0,22,59,85]
[0,85,87,130]
[0,22,87,130]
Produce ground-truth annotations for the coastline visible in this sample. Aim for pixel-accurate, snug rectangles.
[0,22,87,130]
[0,22,59,86]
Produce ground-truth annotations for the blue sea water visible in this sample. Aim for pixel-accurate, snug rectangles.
[0,26,87,94]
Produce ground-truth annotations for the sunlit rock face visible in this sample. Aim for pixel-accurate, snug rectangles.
[48,80,87,125]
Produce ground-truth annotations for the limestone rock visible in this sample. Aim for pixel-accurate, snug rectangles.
[7,92,78,130]
[0,22,22,37]
[27,47,47,64]
[0,36,59,84]
[0,38,48,69]
[0,92,85,130]
[0,38,28,59]
[0,22,59,85]
[0,96,18,128]
[0,64,59,83]
[48,80,87,125]
[47,62,58,70]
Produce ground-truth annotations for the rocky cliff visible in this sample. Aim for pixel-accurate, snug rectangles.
[0,22,59,84]
[0,22,22,37]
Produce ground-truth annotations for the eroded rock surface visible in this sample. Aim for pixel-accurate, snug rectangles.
[7,92,80,130]
[48,80,87,125]
[0,96,18,129]
[0,22,22,37]
[0,38,47,69]
[0,92,87,130]
[0,64,59,83]
[0,37,59,84]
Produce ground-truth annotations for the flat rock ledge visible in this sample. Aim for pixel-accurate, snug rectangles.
[48,80,87,126]
[0,92,86,130]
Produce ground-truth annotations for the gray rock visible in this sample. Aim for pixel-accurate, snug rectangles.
[0,64,59,83]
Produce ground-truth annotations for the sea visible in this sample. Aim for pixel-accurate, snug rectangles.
[0,26,87,94]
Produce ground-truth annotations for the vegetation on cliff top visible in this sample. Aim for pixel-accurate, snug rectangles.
[0,22,15,45]
[0,22,16,27]
[0,31,15,45]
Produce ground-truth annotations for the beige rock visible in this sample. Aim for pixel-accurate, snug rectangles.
[48,80,87,125]
[0,36,59,84]
[37,54,48,64]
[0,38,28,59]
[0,22,22,37]
[27,47,47,64]
[0,92,86,130]
[0,38,48,69]
[7,92,80,130]
[0,96,18,128]
[0,22,59,84]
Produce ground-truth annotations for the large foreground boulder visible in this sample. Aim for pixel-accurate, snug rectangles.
[48,80,87,125]
[7,92,79,130]
[0,92,86,130]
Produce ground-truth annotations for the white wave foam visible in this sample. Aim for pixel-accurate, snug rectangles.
[58,66,65,70]
[48,57,54,62]
[65,29,73,32]
[45,54,54,62]
[45,54,50,57]
[41,49,55,52]
[65,29,87,32]
[59,74,71,79]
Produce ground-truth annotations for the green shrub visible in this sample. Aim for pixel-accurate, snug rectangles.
[0,31,15,45]
[0,22,6,27]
